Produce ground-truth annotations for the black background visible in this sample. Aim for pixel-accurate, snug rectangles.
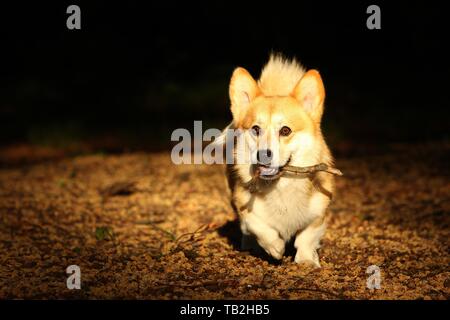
[0,1,447,151]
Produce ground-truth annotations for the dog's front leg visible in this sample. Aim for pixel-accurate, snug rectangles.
[294,216,326,267]
[241,213,285,260]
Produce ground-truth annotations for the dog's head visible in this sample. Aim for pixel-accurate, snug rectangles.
[229,67,326,180]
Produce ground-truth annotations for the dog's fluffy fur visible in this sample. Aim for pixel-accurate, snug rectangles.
[224,54,335,267]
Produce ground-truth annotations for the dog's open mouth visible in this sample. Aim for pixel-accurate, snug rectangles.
[255,157,291,181]
[257,165,282,180]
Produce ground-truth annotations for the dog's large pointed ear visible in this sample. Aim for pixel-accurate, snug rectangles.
[292,70,325,123]
[229,67,260,123]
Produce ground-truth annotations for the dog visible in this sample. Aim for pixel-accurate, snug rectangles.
[222,54,335,267]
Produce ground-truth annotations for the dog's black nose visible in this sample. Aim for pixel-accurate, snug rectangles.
[257,149,273,165]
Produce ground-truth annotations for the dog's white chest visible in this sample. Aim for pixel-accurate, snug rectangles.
[251,177,313,240]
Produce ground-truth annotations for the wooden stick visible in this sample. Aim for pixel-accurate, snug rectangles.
[242,163,343,193]
[282,163,343,176]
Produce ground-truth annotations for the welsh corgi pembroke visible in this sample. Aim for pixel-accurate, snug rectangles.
[224,54,335,267]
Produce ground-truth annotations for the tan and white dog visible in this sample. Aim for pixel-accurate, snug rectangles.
[224,54,335,267]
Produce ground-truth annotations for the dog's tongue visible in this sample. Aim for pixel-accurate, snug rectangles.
[259,166,278,176]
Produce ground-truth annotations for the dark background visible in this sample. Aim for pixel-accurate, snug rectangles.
[0,1,447,153]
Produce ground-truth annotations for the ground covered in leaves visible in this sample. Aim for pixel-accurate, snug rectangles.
[0,142,449,299]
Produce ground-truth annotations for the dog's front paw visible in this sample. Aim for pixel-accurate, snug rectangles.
[294,249,321,268]
[258,237,285,260]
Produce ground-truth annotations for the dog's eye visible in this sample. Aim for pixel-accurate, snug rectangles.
[251,125,261,136]
[280,126,292,136]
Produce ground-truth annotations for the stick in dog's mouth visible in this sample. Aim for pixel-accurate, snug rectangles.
[244,163,343,193]
[283,163,343,176]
